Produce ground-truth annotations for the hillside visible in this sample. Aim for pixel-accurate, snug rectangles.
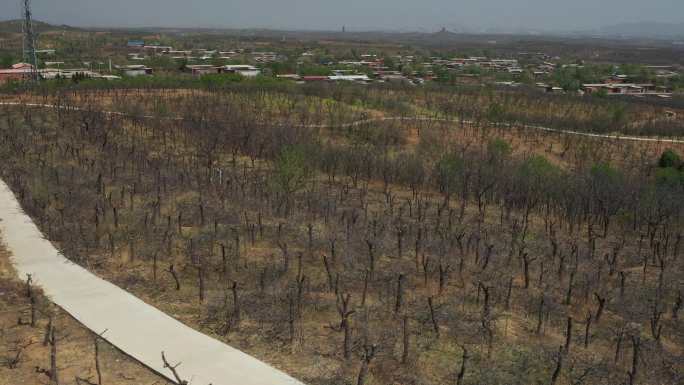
[0,85,682,385]
[0,19,79,34]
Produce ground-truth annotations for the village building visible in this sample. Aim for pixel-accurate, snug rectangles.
[40,68,103,80]
[582,83,657,95]
[223,65,260,77]
[0,68,32,84]
[379,73,410,83]
[329,74,370,82]
[143,45,172,54]
[186,65,222,76]
[0,63,36,84]
[251,52,279,63]
[120,65,153,77]
[276,74,301,80]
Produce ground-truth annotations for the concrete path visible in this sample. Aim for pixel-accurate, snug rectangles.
[0,179,304,385]
[2,102,684,144]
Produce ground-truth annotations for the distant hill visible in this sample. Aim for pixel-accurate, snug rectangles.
[0,19,80,34]
[599,22,684,39]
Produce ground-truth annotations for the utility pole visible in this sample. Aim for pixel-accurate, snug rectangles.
[21,0,39,81]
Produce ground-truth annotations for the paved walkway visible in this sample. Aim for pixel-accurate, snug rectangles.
[0,179,304,385]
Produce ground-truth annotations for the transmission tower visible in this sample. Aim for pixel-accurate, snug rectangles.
[21,0,39,81]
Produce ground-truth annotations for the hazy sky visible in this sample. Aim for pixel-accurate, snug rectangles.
[4,0,683,32]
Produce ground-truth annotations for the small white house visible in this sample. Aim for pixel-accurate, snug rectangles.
[223,65,261,77]
[328,74,370,82]
[121,65,153,77]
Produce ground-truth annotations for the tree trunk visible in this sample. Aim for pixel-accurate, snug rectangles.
[49,328,58,385]
[563,317,573,354]
[428,297,439,337]
[550,345,563,385]
[456,346,469,385]
[401,315,409,364]
[395,274,405,313]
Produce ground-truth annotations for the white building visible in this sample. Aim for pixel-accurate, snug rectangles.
[120,65,153,77]
[329,74,370,82]
[223,65,261,77]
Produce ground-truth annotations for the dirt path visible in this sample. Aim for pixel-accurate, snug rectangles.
[2,101,684,144]
[0,179,304,385]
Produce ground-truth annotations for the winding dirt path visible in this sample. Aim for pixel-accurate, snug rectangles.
[2,101,684,144]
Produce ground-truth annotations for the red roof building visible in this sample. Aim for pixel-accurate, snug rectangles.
[0,64,35,84]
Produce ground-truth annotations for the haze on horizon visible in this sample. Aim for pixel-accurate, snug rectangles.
[4,0,683,33]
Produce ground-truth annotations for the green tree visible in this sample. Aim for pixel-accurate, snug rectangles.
[435,152,463,198]
[486,103,506,122]
[671,75,683,90]
[518,155,560,188]
[210,57,229,67]
[658,149,681,169]
[272,145,312,197]
[382,55,396,71]
[298,64,332,76]
[595,88,608,98]
[144,55,177,71]
[1,53,16,68]
[464,65,482,75]
[619,64,654,83]
[487,138,512,164]
[401,64,414,77]
[199,73,243,88]
[590,162,621,182]
[655,167,683,187]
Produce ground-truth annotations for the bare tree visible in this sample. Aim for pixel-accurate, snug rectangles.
[161,351,188,385]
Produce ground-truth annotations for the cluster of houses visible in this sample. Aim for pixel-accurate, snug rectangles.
[127,41,284,63]
[496,66,675,97]
[0,63,121,84]
[582,81,672,97]
[426,53,556,80]
[128,46,242,62]
[0,40,680,97]
[184,64,261,77]
[0,61,263,84]
[123,43,677,94]
[433,57,520,72]
[274,68,427,85]
[578,66,678,97]
[326,53,529,78]
[301,53,433,83]
[98,63,262,78]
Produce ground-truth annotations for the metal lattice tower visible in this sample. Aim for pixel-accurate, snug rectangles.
[21,0,39,80]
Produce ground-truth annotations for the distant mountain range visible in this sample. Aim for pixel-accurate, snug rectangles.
[1,18,683,42]
[597,22,684,39]
[0,19,80,34]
